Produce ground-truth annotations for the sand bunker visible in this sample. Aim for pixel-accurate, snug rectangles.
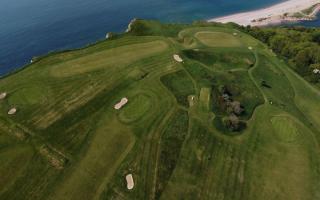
[313,69,320,74]
[8,107,17,115]
[0,92,7,100]
[126,174,134,190]
[248,46,253,50]
[233,32,238,36]
[114,98,128,110]
[173,54,183,63]
[105,32,112,39]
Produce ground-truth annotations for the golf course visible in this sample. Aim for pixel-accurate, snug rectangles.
[0,20,320,200]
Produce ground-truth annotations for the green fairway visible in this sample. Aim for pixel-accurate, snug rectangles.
[51,40,169,77]
[199,87,211,111]
[8,85,49,105]
[0,20,320,200]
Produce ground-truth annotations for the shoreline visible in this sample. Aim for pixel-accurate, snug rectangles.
[209,0,320,26]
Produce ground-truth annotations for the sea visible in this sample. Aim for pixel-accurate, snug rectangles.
[1,0,318,76]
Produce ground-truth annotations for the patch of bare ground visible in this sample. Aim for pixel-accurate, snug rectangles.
[0,120,28,140]
[39,145,68,170]
[31,82,105,129]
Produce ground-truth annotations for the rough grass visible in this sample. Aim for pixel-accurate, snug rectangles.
[183,48,255,71]
[0,145,33,194]
[155,109,189,199]
[160,70,195,107]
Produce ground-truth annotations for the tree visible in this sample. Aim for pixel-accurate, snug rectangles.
[223,114,246,132]
[230,101,244,115]
[294,48,313,74]
[269,35,288,54]
[312,31,320,44]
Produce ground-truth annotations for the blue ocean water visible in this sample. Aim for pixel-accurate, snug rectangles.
[298,14,320,27]
[0,0,288,75]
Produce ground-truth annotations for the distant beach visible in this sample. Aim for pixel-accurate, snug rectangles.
[209,0,320,26]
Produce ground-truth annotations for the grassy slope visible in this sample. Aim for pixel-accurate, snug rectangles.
[0,20,319,200]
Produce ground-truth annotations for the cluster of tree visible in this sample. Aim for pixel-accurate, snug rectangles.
[217,86,246,132]
[241,26,320,84]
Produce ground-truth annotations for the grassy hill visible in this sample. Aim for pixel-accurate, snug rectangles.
[0,20,320,200]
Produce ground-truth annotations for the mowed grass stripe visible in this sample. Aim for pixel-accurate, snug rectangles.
[50,117,135,200]
[51,40,169,77]
[0,145,34,194]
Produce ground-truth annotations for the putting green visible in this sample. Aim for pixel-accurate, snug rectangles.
[195,31,242,47]
[118,93,152,123]
[271,116,301,143]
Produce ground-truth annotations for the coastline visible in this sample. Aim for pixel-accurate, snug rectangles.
[209,0,320,26]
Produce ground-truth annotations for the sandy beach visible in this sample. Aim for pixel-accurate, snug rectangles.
[209,0,320,26]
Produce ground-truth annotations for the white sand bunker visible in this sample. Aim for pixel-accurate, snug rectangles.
[126,174,134,190]
[8,107,17,115]
[173,54,183,63]
[0,92,7,100]
[189,95,195,106]
[248,46,253,50]
[105,32,112,39]
[233,32,238,36]
[114,98,128,110]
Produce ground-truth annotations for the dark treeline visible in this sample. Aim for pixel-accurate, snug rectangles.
[242,26,320,85]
